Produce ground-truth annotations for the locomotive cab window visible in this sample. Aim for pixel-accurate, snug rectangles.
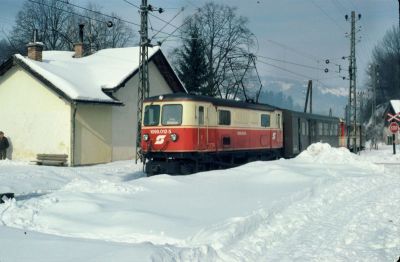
[162,104,183,125]
[198,106,204,125]
[218,110,231,125]
[261,114,270,127]
[144,105,160,126]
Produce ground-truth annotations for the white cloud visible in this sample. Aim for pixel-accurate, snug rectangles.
[317,86,348,97]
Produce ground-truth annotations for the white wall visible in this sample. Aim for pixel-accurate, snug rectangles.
[0,66,71,162]
[74,104,112,165]
[111,61,173,161]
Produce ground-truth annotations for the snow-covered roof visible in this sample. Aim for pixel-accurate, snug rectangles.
[390,100,400,113]
[13,47,161,104]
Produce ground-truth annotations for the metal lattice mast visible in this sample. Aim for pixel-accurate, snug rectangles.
[346,11,360,153]
[136,0,150,163]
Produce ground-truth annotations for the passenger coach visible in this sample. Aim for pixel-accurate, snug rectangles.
[141,94,284,175]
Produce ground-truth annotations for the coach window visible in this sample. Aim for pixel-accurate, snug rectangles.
[301,121,306,135]
[318,122,323,135]
[199,106,204,125]
[162,104,183,125]
[218,110,231,125]
[144,105,160,126]
[306,121,309,135]
[261,114,270,127]
[324,123,329,136]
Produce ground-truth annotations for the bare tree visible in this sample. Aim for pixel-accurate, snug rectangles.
[0,39,18,62]
[362,26,400,142]
[10,0,76,51]
[81,3,135,52]
[369,26,400,103]
[179,2,256,98]
[7,0,135,54]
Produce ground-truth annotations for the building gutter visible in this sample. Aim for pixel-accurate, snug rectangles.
[70,103,77,166]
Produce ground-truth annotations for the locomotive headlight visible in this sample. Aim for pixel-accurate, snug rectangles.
[143,134,149,141]
[170,133,178,142]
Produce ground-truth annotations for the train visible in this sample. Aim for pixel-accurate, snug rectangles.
[140,93,364,175]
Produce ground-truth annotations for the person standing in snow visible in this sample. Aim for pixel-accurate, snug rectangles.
[0,131,9,160]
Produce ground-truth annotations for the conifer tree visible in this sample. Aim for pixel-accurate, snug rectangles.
[175,21,208,95]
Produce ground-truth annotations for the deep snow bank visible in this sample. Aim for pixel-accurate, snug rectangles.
[296,142,357,163]
[0,144,399,261]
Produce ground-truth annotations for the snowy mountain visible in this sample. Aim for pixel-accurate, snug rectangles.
[259,77,348,117]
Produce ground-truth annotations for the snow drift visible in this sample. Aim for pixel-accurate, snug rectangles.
[0,143,399,261]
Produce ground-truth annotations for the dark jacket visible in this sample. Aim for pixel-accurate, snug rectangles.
[0,137,9,150]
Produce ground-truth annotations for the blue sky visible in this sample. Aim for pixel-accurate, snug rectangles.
[0,0,398,94]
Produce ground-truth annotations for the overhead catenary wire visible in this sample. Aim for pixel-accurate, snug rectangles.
[150,7,185,40]
[309,0,346,32]
[54,0,140,27]
[257,58,340,90]
[118,1,344,94]
[256,54,327,71]
[122,0,183,31]
[29,0,141,27]
[264,39,323,64]
[330,0,347,13]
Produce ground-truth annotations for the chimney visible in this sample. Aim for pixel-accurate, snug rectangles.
[73,24,85,58]
[27,29,44,62]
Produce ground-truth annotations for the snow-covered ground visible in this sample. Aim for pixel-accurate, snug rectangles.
[0,143,399,261]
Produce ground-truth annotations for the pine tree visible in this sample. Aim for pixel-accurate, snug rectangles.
[176,22,208,95]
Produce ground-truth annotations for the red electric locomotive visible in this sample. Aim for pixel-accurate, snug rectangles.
[141,93,284,175]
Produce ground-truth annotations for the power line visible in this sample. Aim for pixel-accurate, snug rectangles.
[335,0,349,11]
[330,0,345,14]
[122,0,182,30]
[122,0,140,9]
[309,0,346,31]
[150,7,184,40]
[54,0,140,27]
[156,16,195,45]
[257,59,339,90]
[28,0,140,27]
[345,0,358,10]
[256,54,326,71]
[257,59,318,80]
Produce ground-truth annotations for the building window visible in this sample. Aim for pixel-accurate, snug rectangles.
[161,104,183,125]
[218,110,231,125]
[144,105,160,126]
[261,114,270,127]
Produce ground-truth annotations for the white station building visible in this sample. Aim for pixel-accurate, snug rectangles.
[0,43,185,166]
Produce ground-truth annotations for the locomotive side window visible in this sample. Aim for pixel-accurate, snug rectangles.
[218,110,231,125]
[277,114,281,128]
[261,114,270,127]
[199,106,204,125]
[144,105,160,126]
[162,104,183,125]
